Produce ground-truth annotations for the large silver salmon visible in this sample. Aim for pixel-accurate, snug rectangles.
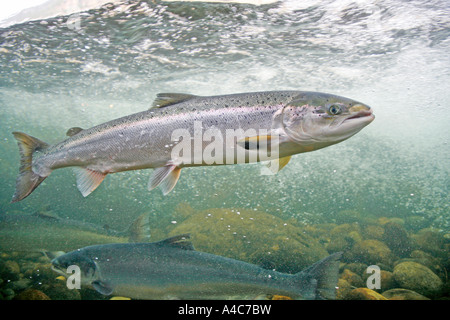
[51,234,343,300]
[11,91,374,202]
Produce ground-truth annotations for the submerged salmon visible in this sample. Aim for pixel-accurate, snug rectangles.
[51,234,343,300]
[11,91,374,202]
[0,210,151,252]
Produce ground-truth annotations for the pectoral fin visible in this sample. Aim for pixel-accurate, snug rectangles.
[148,164,181,195]
[92,280,114,296]
[73,167,107,197]
[237,135,278,151]
[237,132,291,152]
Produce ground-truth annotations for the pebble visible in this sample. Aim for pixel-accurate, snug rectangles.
[341,269,364,288]
[381,288,430,300]
[5,278,31,291]
[336,279,353,300]
[349,239,393,266]
[393,261,443,297]
[382,222,413,257]
[13,288,51,300]
[0,260,21,281]
[345,288,388,300]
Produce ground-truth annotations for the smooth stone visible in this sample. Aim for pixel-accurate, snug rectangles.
[349,239,394,266]
[382,288,430,300]
[13,288,51,300]
[345,288,388,300]
[393,261,443,297]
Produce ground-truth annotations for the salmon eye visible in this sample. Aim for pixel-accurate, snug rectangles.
[329,105,341,115]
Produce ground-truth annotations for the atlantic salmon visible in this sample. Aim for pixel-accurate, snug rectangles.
[51,234,343,300]
[11,91,374,202]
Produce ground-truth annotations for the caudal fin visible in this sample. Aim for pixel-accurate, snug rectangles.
[11,132,49,203]
[297,252,343,300]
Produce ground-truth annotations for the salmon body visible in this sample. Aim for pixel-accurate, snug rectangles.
[11,91,374,202]
[51,234,343,300]
[0,211,151,252]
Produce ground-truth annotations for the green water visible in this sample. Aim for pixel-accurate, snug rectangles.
[0,0,448,300]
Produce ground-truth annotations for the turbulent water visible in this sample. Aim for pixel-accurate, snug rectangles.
[0,0,449,300]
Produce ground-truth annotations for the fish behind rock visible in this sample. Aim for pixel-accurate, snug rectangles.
[0,211,151,252]
[51,234,342,300]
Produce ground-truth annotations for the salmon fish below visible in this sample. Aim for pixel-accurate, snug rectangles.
[0,211,151,252]
[11,91,374,202]
[51,234,343,300]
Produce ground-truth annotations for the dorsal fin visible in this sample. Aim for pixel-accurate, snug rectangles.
[66,127,84,137]
[151,93,198,109]
[156,234,194,250]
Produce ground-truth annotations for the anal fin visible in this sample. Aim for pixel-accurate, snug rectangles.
[73,167,107,197]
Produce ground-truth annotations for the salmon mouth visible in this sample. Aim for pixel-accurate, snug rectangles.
[344,110,374,122]
[50,261,65,275]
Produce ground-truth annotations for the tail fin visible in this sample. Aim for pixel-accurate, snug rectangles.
[11,132,49,203]
[298,252,343,300]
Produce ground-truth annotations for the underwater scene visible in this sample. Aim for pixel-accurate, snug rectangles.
[0,0,449,301]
